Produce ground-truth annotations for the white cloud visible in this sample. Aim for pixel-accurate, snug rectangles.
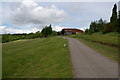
[52,26,66,31]
[78,27,86,31]
[1,0,120,2]
[0,2,2,25]
[10,0,67,26]
[52,25,87,32]
[0,26,39,34]
[118,1,120,11]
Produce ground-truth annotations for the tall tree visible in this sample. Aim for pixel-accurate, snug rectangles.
[104,4,118,33]
[110,4,117,23]
[116,11,120,33]
[48,24,52,35]
[41,24,52,37]
[89,21,98,33]
[97,18,107,32]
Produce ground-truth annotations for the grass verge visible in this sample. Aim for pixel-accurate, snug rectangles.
[71,33,119,62]
[2,37,73,78]
[72,32,118,46]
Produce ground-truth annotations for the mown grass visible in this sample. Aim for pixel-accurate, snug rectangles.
[2,37,73,78]
[71,32,119,62]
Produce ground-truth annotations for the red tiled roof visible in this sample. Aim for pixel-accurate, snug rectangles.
[63,28,84,33]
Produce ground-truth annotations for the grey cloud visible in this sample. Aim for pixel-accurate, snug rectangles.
[10,0,67,25]
[0,26,40,34]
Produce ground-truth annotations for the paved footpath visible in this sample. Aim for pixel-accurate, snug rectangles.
[66,37,118,78]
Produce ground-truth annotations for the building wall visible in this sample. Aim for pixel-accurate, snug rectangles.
[76,32,81,34]
[64,32,72,35]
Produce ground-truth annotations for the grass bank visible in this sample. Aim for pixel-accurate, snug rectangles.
[71,32,119,62]
[2,37,73,78]
[72,32,118,47]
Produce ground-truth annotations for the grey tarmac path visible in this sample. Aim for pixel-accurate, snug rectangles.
[65,37,118,78]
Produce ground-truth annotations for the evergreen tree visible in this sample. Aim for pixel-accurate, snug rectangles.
[110,4,117,23]
[104,4,118,33]
[116,11,120,33]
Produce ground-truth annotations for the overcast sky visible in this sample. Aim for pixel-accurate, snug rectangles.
[0,0,119,34]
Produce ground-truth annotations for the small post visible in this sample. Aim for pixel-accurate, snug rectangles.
[64,44,66,47]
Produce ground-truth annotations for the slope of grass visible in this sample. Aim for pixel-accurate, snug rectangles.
[71,32,119,62]
[78,38,118,62]
[72,32,118,46]
[2,37,73,78]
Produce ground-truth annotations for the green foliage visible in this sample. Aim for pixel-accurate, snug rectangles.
[2,34,28,43]
[61,29,65,35]
[86,18,107,34]
[2,24,59,43]
[115,11,120,33]
[86,4,119,34]
[90,21,98,33]
[2,32,41,43]
[57,32,61,35]
[105,4,119,33]
[41,24,52,37]
[97,19,107,32]
[34,31,42,38]
[110,4,117,23]
[103,23,114,33]
[85,29,89,33]
[51,31,58,36]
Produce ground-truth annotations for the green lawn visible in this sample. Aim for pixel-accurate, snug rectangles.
[71,32,119,62]
[2,37,73,78]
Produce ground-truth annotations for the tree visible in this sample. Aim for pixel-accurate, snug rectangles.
[103,23,114,33]
[103,4,119,33]
[115,11,120,33]
[34,31,41,38]
[86,4,119,34]
[51,31,58,36]
[48,24,52,35]
[97,18,107,32]
[85,29,89,33]
[28,33,35,39]
[110,4,117,23]
[89,21,98,33]
[87,18,107,34]
[2,34,10,43]
[41,24,52,37]
[57,32,61,35]
[61,29,65,35]
[118,11,120,26]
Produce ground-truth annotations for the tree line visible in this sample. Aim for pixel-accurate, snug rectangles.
[85,4,120,34]
[2,24,59,43]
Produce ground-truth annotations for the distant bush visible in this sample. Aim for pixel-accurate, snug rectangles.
[51,31,58,36]
[2,24,59,43]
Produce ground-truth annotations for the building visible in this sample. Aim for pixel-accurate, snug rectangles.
[62,28,84,35]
